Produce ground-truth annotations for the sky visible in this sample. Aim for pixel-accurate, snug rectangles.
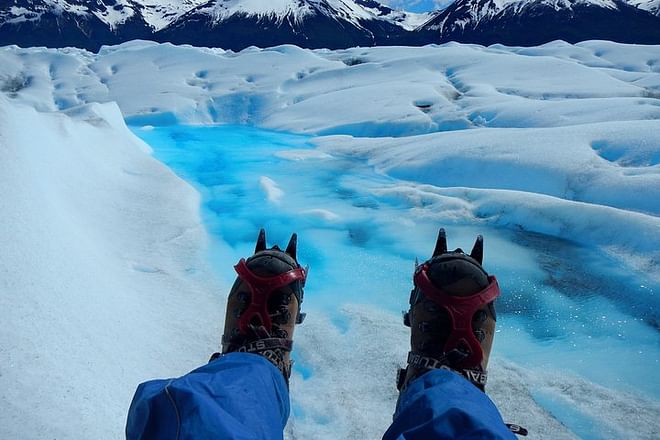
[379,0,455,13]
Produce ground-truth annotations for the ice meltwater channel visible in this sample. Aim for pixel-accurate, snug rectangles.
[134,124,658,440]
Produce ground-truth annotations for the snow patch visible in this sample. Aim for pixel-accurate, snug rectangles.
[275,149,333,160]
[260,175,285,204]
[300,208,341,221]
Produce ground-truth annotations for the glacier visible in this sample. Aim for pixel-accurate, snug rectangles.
[0,40,658,439]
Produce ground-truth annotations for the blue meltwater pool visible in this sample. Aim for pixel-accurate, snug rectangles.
[133,124,658,439]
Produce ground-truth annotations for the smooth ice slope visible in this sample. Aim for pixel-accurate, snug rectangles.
[1,40,659,439]
[0,96,224,439]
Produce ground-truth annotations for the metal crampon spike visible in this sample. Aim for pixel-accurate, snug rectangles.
[255,228,267,253]
[432,228,448,257]
[470,235,484,264]
[285,233,298,261]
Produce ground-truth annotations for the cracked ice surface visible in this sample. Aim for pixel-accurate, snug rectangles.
[0,40,659,439]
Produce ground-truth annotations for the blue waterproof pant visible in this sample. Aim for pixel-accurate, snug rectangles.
[127,353,515,439]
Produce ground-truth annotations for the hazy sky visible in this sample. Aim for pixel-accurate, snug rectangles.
[378,0,455,13]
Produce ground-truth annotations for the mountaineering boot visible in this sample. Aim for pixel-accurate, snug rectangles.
[210,229,307,384]
[397,228,499,392]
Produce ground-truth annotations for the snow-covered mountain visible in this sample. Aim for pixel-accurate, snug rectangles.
[0,0,207,30]
[0,0,425,50]
[417,0,660,45]
[354,0,431,30]
[628,0,660,15]
[1,0,659,50]
[154,0,423,50]
[0,1,149,49]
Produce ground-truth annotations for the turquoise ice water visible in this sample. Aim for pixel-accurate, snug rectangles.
[134,124,658,437]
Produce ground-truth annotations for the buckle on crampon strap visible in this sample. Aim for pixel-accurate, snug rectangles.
[414,264,500,368]
[234,258,307,335]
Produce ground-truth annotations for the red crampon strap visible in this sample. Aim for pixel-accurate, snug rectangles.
[234,258,307,336]
[414,264,500,368]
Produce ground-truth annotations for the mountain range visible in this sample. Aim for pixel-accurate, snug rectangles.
[418,0,660,46]
[1,0,659,51]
